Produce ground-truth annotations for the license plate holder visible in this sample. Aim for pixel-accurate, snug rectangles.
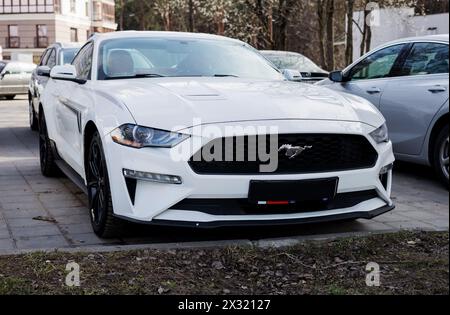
[248,178,339,204]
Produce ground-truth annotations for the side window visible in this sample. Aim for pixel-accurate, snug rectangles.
[47,49,57,68]
[40,49,51,66]
[401,42,449,76]
[349,44,405,80]
[72,42,94,80]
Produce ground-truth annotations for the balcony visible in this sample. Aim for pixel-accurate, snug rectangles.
[5,36,20,48]
[36,36,49,48]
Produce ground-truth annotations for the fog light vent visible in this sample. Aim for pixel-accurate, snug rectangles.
[123,169,182,185]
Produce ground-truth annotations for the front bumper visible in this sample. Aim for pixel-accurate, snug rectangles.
[103,120,395,226]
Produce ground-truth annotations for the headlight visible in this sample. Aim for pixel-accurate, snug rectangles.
[111,124,190,148]
[370,123,389,144]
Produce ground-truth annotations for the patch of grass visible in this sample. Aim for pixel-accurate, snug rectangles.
[0,231,447,295]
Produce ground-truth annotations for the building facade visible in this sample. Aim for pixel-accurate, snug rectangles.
[0,0,116,63]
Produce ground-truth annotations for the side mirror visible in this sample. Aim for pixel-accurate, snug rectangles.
[329,70,350,83]
[0,70,10,79]
[50,65,86,84]
[37,66,51,77]
[282,69,303,82]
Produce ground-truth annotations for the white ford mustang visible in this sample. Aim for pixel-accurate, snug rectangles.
[39,31,395,238]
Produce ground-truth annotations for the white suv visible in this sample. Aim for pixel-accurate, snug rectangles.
[40,31,395,238]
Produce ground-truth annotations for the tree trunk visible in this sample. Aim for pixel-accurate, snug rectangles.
[139,1,146,30]
[188,0,195,32]
[345,0,354,65]
[365,21,372,53]
[317,0,327,69]
[119,0,124,31]
[360,8,368,57]
[325,0,335,70]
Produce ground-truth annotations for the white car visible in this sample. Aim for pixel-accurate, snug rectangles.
[40,31,395,238]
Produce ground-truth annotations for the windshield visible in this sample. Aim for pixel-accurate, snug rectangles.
[263,52,325,73]
[61,48,79,65]
[0,62,6,73]
[97,37,284,80]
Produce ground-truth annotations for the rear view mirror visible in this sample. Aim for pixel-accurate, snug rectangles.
[282,69,303,82]
[50,65,86,84]
[329,70,350,83]
[37,66,51,77]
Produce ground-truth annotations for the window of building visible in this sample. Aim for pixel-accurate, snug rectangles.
[0,0,55,14]
[85,0,89,16]
[70,0,76,13]
[36,24,48,48]
[93,1,102,21]
[7,25,19,48]
[102,3,115,22]
[70,27,78,42]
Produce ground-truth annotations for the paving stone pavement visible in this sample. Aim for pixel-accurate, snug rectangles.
[0,96,448,253]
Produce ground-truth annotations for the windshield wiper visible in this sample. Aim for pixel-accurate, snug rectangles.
[105,73,165,80]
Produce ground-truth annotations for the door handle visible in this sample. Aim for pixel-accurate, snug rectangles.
[428,86,447,93]
[367,87,381,94]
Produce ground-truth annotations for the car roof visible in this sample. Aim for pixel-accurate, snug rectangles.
[91,31,243,44]
[383,34,449,46]
[49,42,83,49]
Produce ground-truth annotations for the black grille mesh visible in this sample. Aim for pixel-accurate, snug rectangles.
[189,134,378,175]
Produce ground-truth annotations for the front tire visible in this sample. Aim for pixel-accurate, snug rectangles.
[39,111,61,177]
[87,132,124,238]
[433,125,449,188]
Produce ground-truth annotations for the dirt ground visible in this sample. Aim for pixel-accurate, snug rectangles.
[0,231,448,295]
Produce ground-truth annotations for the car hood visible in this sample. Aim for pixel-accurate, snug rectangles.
[95,78,384,131]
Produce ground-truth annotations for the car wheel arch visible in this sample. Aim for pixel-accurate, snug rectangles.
[83,121,99,175]
[429,113,449,165]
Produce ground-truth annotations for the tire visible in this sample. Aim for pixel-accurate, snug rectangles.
[5,95,15,100]
[433,124,449,189]
[29,99,38,131]
[39,111,61,177]
[87,131,125,238]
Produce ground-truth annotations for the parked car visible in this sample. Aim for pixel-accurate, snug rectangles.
[40,31,394,238]
[0,61,36,100]
[28,42,82,131]
[318,34,449,185]
[260,50,329,83]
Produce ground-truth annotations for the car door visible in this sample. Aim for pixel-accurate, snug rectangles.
[20,62,36,88]
[332,44,408,107]
[55,42,94,174]
[380,41,449,156]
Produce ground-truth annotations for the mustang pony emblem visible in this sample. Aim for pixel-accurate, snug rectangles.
[278,144,312,159]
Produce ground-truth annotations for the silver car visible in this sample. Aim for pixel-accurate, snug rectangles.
[0,61,36,100]
[318,34,449,186]
[261,50,329,83]
[28,42,81,131]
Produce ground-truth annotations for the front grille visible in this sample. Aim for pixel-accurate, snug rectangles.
[189,134,378,175]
